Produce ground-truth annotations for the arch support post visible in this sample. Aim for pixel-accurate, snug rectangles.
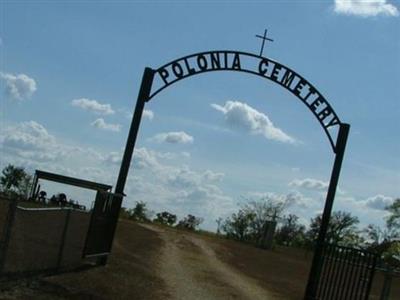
[99,67,154,265]
[304,123,350,299]
[115,67,155,195]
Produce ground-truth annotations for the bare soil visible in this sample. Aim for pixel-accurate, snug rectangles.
[0,220,399,299]
[199,233,400,299]
[142,223,278,299]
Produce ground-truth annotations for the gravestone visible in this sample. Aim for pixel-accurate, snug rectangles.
[259,220,277,249]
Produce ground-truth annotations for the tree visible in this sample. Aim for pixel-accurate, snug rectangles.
[363,199,400,245]
[16,172,33,199]
[363,198,400,267]
[275,214,306,247]
[364,224,398,262]
[221,196,289,244]
[222,209,254,241]
[0,164,33,199]
[119,207,133,219]
[154,211,177,226]
[382,241,400,269]
[307,210,361,247]
[242,197,288,245]
[131,201,150,222]
[216,217,223,235]
[364,224,389,245]
[176,214,203,230]
[386,198,400,236]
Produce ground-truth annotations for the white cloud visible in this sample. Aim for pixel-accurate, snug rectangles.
[0,121,114,208]
[0,72,37,100]
[0,121,69,162]
[166,168,224,189]
[0,121,102,166]
[150,131,194,144]
[104,151,123,165]
[167,167,201,189]
[203,170,225,182]
[143,109,154,120]
[289,178,347,195]
[71,98,115,115]
[363,194,393,210]
[1,121,54,150]
[133,147,163,170]
[153,151,190,160]
[114,147,234,228]
[285,191,312,209]
[124,109,154,120]
[104,147,168,170]
[334,0,399,17]
[289,178,329,191]
[1,120,389,231]
[91,118,121,132]
[245,191,313,210]
[181,151,191,159]
[211,101,295,144]
[79,166,110,183]
[333,194,390,228]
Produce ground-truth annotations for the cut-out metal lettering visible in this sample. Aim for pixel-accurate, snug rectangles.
[149,50,342,152]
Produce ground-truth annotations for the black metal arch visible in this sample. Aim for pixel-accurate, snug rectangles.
[113,49,350,300]
[148,50,342,153]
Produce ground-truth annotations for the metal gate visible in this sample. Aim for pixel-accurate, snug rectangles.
[83,191,123,258]
[316,244,378,300]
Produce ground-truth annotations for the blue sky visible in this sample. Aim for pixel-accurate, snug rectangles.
[1,1,399,230]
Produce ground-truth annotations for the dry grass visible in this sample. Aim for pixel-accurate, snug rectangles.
[1,219,399,299]
[185,231,400,300]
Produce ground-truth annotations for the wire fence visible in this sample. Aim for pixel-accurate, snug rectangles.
[0,197,90,275]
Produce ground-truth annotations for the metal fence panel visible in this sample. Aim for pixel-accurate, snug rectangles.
[83,191,122,257]
[316,244,377,300]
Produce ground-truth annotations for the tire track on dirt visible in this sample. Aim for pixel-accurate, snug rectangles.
[140,224,278,300]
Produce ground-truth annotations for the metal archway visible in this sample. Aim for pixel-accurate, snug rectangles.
[114,50,350,299]
[150,50,341,152]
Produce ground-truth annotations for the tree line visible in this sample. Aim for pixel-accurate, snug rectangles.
[119,201,204,231]
[1,164,398,268]
[217,196,399,269]
[121,195,399,268]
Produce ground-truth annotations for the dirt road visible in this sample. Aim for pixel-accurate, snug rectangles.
[142,224,279,300]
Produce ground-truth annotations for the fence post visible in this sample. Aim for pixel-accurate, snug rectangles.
[304,124,350,299]
[0,199,17,273]
[57,208,71,269]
